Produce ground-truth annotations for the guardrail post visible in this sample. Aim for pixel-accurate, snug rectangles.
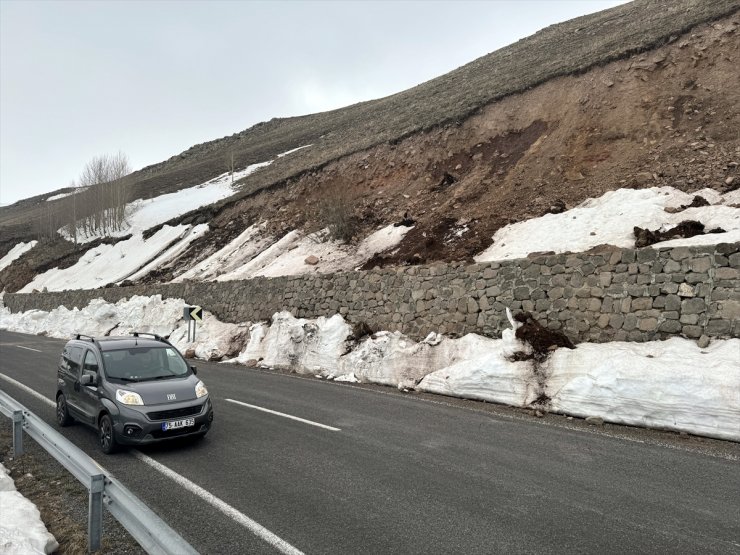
[88,474,105,552]
[12,410,23,456]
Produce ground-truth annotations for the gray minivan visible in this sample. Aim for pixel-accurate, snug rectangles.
[56,333,213,453]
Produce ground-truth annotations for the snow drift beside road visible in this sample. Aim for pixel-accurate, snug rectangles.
[0,463,58,555]
[2,297,738,441]
[0,295,247,361]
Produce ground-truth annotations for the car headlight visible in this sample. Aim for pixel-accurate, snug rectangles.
[195,380,208,398]
[116,389,144,406]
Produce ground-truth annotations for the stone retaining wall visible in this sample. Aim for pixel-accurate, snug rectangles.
[5,243,739,342]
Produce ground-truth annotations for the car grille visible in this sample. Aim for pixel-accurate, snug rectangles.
[147,404,202,421]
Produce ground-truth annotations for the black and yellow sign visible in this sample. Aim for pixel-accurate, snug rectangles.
[183,306,203,322]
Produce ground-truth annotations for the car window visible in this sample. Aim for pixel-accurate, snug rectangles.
[102,346,189,382]
[83,350,99,375]
[62,345,83,375]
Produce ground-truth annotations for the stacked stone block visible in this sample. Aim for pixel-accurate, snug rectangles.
[5,243,739,343]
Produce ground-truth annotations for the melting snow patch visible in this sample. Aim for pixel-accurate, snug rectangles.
[20,225,199,292]
[61,160,272,244]
[277,144,312,157]
[0,463,59,554]
[182,223,412,282]
[0,241,37,273]
[475,187,740,262]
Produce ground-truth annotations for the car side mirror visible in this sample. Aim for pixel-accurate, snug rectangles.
[80,373,96,386]
[190,365,198,375]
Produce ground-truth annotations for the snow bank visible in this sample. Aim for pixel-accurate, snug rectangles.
[0,295,248,361]
[475,187,740,262]
[233,312,351,377]
[0,463,58,555]
[2,295,738,440]
[546,339,740,441]
[228,310,738,440]
[20,225,198,292]
[417,335,740,441]
[0,241,37,273]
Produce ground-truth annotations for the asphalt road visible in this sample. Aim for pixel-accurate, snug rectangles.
[1,330,739,554]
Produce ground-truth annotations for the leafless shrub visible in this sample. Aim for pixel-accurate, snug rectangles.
[318,182,357,242]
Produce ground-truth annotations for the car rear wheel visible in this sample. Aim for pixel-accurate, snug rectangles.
[56,394,73,427]
[98,414,118,454]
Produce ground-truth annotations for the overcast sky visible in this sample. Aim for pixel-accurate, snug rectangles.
[0,0,627,205]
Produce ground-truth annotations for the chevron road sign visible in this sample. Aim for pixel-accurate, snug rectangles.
[190,306,203,321]
[183,306,203,341]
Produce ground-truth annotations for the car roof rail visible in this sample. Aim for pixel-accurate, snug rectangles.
[131,331,170,344]
[75,333,96,343]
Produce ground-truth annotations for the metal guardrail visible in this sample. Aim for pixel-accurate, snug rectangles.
[0,389,198,555]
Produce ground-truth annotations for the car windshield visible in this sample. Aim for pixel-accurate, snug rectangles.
[102,346,190,382]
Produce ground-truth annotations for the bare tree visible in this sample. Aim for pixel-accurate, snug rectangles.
[74,151,132,237]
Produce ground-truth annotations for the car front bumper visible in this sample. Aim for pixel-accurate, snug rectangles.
[113,397,213,445]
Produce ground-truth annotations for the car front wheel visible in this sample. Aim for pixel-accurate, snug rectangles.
[56,394,73,427]
[98,414,118,454]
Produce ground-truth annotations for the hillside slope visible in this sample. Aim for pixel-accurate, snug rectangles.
[0,0,738,292]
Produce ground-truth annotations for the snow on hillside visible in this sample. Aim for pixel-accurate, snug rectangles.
[475,187,740,262]
[61,161,271,244]
[0,241,37,273]
[2,297,738,441]
[175,223,412,282]
[19,225,205,292]
[0,463,58,554]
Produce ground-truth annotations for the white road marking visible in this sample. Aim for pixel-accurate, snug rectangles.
[134,452,304,555]
[225,398,341,431]
[0,373,54,407]
[16,345,42,352]
[0,372,305,554]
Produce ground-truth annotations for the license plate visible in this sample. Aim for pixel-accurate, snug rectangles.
[162,418,195,431]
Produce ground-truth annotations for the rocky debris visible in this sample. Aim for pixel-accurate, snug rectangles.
[304,255,319,265]
[549,199,567,214]
[514,312,575,362]
[585,416,605,426]
[393,212,416,228]
[633,220,725,248]
[434,172,457,191]
[664,195,710,213]
[349,321,375,341]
